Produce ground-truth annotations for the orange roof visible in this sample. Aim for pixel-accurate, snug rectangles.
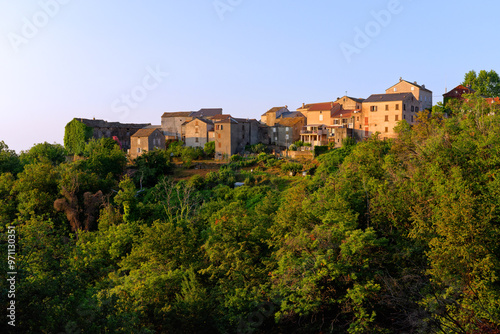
[486,97,500,104]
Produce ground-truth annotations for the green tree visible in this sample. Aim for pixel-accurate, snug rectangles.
[0,141,22,175]
[133,149,173,188]
[20,142,67,166]
[82,138,126,181]
[204,141,215,157]
[462,69,500,97]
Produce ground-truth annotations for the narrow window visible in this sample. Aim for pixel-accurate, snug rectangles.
[385,127,388,133]
[385,105,389,111]
[395,104,399,110]
[395,115,399,121]
[385,115,389,122]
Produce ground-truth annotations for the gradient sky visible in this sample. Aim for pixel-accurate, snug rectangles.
[1,0,499,152]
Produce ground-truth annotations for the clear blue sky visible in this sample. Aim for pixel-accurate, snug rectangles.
[1,0,499,152]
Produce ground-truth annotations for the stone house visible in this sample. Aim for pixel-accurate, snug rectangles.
[267,116,306,148]
[386,78,433,111]
[297,102,342,126]
[129,128,166,160]
[184,118,214,148]
[76,118,151,151]
[300,124,329,147]
[161,112,193,141]
[161,108,223,141]
[214,117,260,159]
[260,106,289,126]
[442,85,475,106]
[334,96,364,110]
[361,93,420,140]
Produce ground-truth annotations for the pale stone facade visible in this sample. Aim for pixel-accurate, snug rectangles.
[361,93,420,140]
[386,78,433,111]
[130,128,166,160]
[184,118,214,148]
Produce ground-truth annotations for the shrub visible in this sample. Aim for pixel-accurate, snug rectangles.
[313,145,329,157]
[289,144,298,151]
[230,154,242,162]
[281,162,303,174]
[204,141,215,157]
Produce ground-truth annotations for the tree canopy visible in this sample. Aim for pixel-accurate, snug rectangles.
[462,69,500,97]
[2,101,500,333]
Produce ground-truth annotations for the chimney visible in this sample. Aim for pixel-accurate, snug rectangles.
[331,102,334,108]
[422,84,425,88]
[302,103,305,108]
[414,81,417,84]
[285,105,288,109]
[399,77,402,81]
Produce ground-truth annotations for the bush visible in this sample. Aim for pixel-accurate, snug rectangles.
[204,141,215,157]
[281,162,303,174]
[230,154,242,162]
[313,145,329,157]
[134,149,173,187]
[289,144,298,151]
[166,141,184,157]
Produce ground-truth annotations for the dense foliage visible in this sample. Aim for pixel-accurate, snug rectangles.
[64,119,94,155]
[2,98,500,333]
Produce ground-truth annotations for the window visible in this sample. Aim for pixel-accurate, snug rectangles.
[138,138,141,145]
[411,106,414,112]
[411,86,414,91]
[403,104,406,111]
[221,125,223,130]
[385,104,389,111]
[395,115,399,121]
[137,148,141,153]
[286,134,289,140]
[286,127,290,132]
[319,114,323,121]
[218,142,221,148]
[416,107,419,112]
[334,119,339,125]
[385,127,388,133]
[195,126,199,133]
[218,133,221,139]
[273,128,276,133]
[394,88,397,92]
[385,115,389,122]
[364,117,368,125]
[370,106,378,111]
[342,119,347,124]
[356,117,359,121]
[395,104,399,110]
[411,116,414,122]
[404,115,406,119]
[365,127,369,136]
[195,138,199,143]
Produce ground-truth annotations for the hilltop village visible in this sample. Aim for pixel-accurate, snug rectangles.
[68,78,486,160]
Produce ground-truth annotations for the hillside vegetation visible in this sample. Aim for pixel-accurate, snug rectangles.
[1,97,500,333]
